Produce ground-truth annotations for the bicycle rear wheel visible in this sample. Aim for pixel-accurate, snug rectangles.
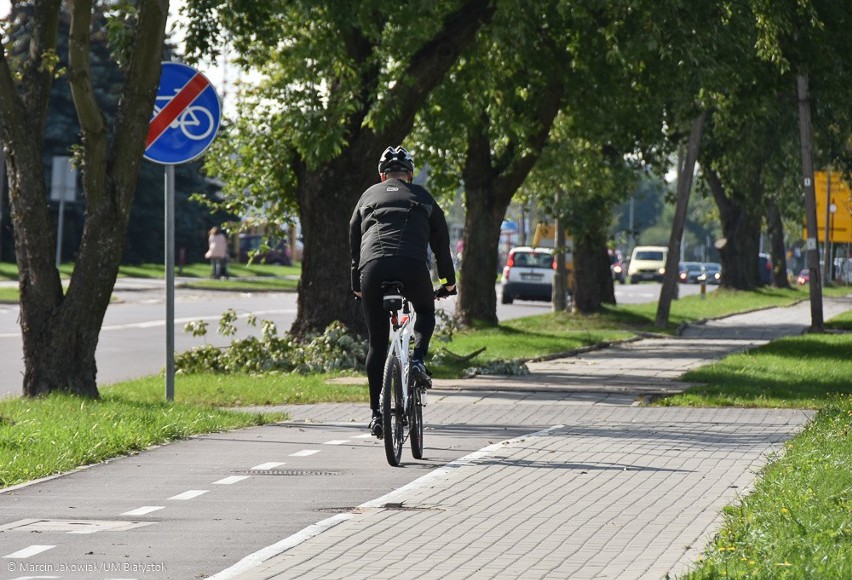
[409,387,424,459]
[381,354,404,466]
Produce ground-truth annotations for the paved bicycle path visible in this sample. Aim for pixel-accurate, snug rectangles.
[217,297,851,579]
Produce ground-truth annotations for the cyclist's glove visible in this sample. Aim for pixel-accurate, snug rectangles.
[434,285,457,299]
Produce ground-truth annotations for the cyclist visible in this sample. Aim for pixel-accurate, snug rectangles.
[349,146,456,438]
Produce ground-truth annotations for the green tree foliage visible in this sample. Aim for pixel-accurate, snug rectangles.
[522,113,639,313]
[411,0,571,326]
[181,0,496,337]
[693,0,852,289]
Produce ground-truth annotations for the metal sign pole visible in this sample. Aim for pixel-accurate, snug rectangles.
[145,62,222,401]
[165,164,175,401]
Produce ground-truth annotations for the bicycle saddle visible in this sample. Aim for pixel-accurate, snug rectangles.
[381,281,404,311]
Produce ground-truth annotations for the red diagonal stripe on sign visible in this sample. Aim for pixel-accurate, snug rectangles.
[146,72,210,148]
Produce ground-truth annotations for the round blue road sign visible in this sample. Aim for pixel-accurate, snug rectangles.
[144,62,221,165]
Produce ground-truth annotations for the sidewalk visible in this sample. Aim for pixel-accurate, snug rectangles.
[217,298,851,580]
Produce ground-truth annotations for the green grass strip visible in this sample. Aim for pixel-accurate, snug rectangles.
[109,372,368,407]
[181,277,298,292]
[0,392,286,489]
[658,333,852,409]
[430,311,631,377]
[682,395,852,579]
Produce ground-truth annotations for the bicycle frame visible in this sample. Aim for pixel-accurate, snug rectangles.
[387,303,415,415]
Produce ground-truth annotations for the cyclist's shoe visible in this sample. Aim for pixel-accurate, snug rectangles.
[369,412,383,439]
[410,358,432,389]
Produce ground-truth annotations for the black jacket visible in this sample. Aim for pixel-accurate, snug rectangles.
[349,178,456,292]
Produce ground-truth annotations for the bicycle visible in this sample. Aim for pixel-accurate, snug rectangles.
[379,281,456,466]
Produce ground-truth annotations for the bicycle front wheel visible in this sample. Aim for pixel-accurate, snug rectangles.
[409,387,424,459]
[381,354,404,466]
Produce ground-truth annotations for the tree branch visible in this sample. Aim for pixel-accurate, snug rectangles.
[1,1,62,148]
[381,0,496,143]
[111,0,169,212]
[68,0,107,204]
[493,66,565,201]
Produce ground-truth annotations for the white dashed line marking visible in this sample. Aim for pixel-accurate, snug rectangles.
[168,490,209,501]
[251,462,285,470]
[351,434,373,439]
[289,450,319,457]
[121,506,164,516]
[213,476,251,485]
[323,440,349,445]
[2,544,56,558]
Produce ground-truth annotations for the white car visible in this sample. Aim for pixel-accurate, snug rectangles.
[628,246,668,283]
[500,246,556,304]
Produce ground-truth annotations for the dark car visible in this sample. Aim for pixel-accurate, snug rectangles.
[697,262,722,285]
[678,261,704,284]
[238,234,292,266]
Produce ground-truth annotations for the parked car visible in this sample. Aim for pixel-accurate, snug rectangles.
[501,246,559,304]
[237,233,292,266]
[678,262,704,284]
[627,246,668,283]
[797,269,810,285]
[697,262,722,285]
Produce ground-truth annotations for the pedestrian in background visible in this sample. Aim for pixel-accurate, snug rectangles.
[205,226,229,279]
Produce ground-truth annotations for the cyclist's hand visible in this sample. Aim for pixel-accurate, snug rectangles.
[434,285,457,299]
[353,290,362,300]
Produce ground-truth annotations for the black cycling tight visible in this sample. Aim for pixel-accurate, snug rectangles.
[360,256,435,412]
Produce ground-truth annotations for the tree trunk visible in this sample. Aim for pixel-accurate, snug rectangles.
[291,157,372,337]
[552,208,568,312]
[657,112,705,328]
[290,0,495,338]
[796,73,824,330]
[456,68,564,326]
[1,2,167,397]
[571,221,615,313]
[457,188,503,326]
[766,194,791,288]
[705,168,763,290]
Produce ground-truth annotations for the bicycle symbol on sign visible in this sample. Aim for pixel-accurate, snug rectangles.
[153,90,215,141]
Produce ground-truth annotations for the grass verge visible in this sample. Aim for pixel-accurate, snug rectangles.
[659,333,852,408]
[0,372,367,489]
[430,311,632,377]
[680,395,852,579]
[111,372,369,407]
[609,286,819,331]
[0,262,301,302]
[428,287,822,376]
[657,331,852,578]
[0,393,286,489]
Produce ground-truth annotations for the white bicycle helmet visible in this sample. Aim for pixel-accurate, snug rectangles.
[377,146,415,175]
